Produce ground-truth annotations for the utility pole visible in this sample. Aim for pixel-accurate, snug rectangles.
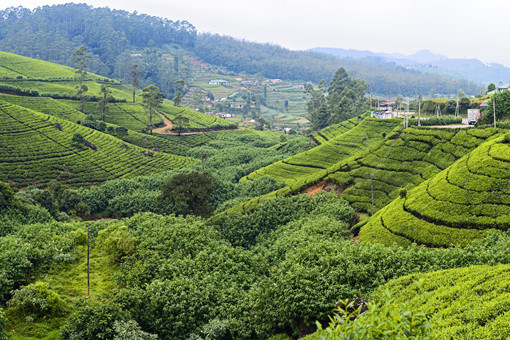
[370,172,375,216]
[87,224,90,297]
[418,94,422,127]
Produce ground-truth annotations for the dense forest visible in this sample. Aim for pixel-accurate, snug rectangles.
[0,4,482,96]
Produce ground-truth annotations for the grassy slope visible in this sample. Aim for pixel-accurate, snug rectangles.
[0,51,78,79]
[0,51,237,131]
[0,100,196,187]
[360,132,510,247]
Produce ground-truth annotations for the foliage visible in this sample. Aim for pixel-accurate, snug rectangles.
[142,85,164,134]
[408,115,461,126]
[479,90,510,124]
[315,291,434,339]
[158,171,214,217]
[0,309,6,340]
[96,225,137,263]
[326,68,368,125]
[374,263,510,339]
[113,319,157,340]
[0,182,14,211]
[60,298,130,340]
[210,192,353,248]
[7,281,67,318]
[0,221,85,303]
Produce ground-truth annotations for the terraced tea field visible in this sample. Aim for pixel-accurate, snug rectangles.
[0,100,196,187]
[243,117,401,185]
[360,132,510,247]
[0,51,78,79]
[328,127,501,212]
[0,94,85,122]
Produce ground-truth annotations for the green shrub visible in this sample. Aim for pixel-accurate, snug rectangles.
[96,225,137,263]
[113,319,157,340]
[316,291,434,339]
[0,182,14,210]
[60,299,129,340]
[0,309,7,340]
[7,281,67,318]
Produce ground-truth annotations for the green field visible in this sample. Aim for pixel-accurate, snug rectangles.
[0,51,79,79]
[0,100,196,187]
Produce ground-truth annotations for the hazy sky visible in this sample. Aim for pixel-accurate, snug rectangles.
[3,0,510,66]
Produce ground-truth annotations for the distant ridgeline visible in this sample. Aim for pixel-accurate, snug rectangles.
[0,4,481,96]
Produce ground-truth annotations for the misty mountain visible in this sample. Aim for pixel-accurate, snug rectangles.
[310,47,510,84]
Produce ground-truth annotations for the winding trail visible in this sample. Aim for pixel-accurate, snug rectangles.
[152,112,174,134]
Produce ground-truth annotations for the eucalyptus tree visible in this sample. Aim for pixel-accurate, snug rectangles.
[142,85,165,134]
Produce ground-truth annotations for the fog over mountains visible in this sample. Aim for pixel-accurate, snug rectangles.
[311,47,510,85]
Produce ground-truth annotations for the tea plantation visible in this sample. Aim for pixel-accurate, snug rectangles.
[360,133,510,247]
[328,127,501,212]
[374,263,510,339]
[243,117,401,185]
[0,100,196,187]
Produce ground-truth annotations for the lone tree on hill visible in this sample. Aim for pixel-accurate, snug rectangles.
[129,64,142,103]
[70,46,91,113]
[142,85,165,134]
[158,172,214,218]
[98,85,112,122]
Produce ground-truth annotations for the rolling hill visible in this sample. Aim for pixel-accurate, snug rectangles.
[360,132,510,247]
[0,100,196,187]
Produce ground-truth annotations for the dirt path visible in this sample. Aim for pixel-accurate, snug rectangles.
[152,113,174,134]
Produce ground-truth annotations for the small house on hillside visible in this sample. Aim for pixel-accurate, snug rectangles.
[231,102,245,109]
[209,79,229,85]
[486,83,510,95]
[371,111,393,119]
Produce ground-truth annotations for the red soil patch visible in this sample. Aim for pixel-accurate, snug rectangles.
[302,181,326,196]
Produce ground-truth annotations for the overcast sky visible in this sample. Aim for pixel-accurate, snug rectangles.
[3,0,510,66]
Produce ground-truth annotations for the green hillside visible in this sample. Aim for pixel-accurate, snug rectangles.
[0,50,79,79]
[243,117,401,185]
[0,94,85,122]
[0,51,237,133]
[0,100,196,187]
[327,127,501,213]
[360,132,510,247]
[375,263,510,339]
